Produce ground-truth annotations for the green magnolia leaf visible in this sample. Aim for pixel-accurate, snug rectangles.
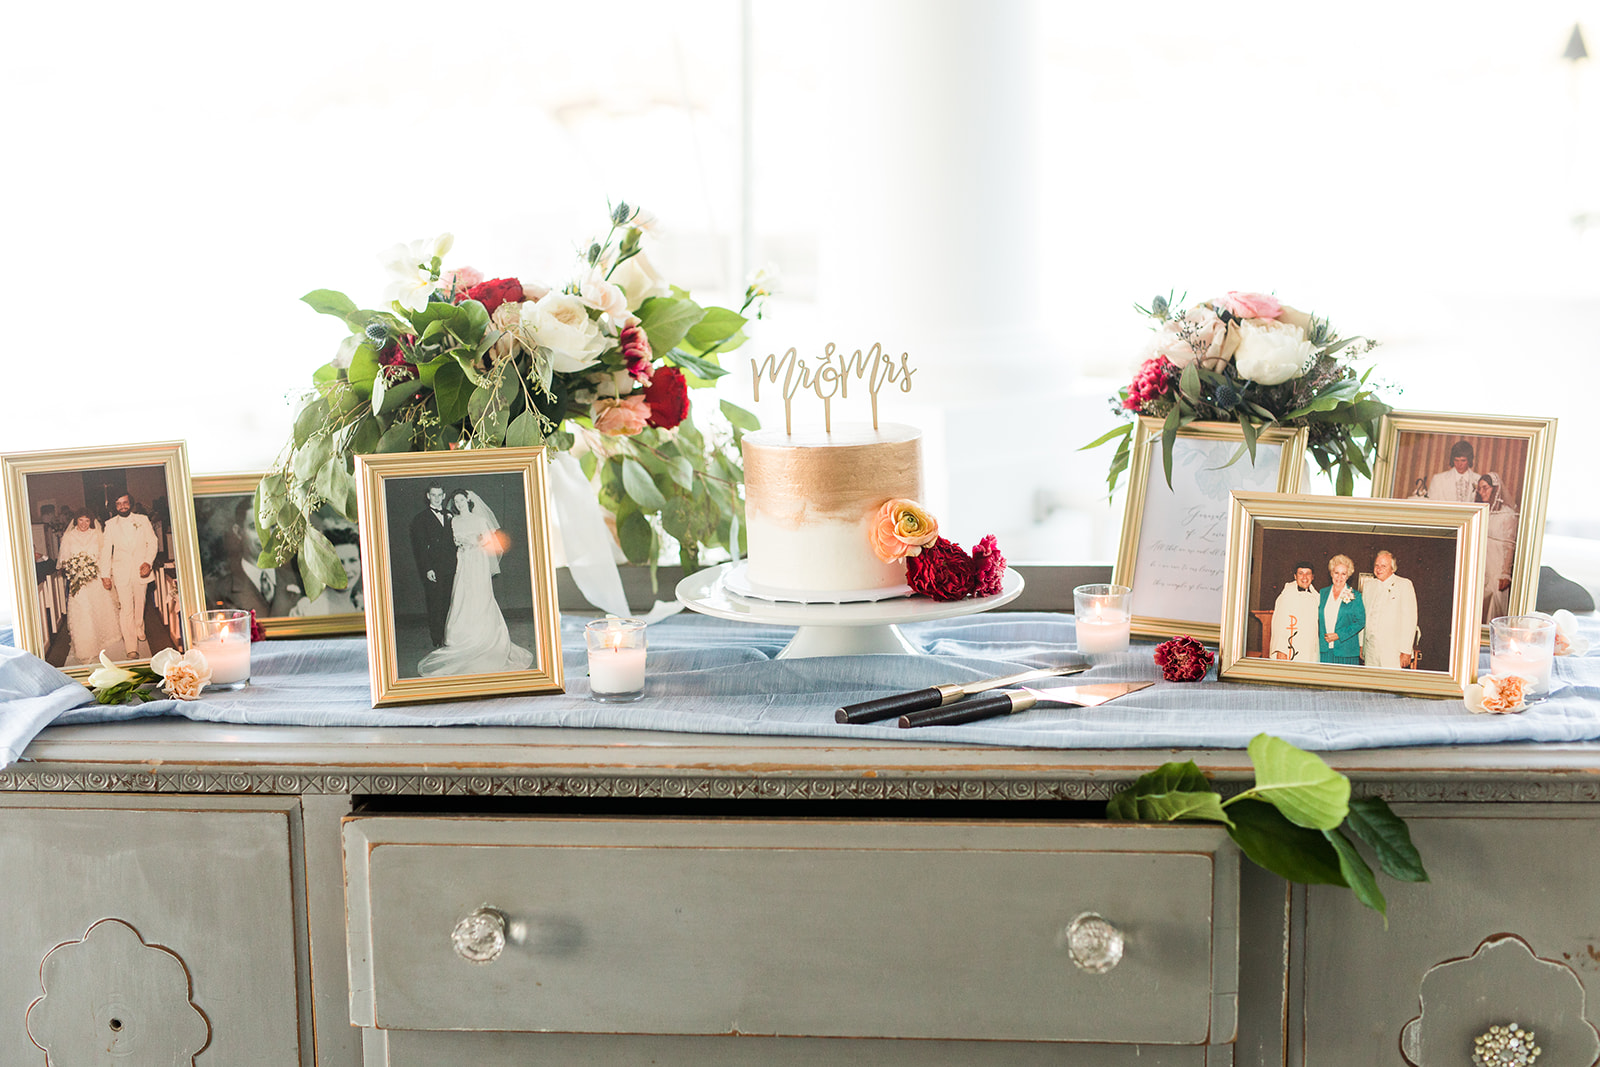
[682,306,748,355]
[346,344,380,399]
[635,295,706,357]
[505,411,544,448]
[1325,828,1387,921]
[666,346,730,384]
[1225,799,1348,885]
[293,397,330,450]
[292,434,334,486]
[376,373,425,416]
[1244,733,1351,830]
[1346,797,1429,883]
[621,457,668,512]
[720,399,761,432]
[375,420,415,453]
[302,289,359,320]
[300,523,346,601]
[433,361,474,426]
[618,508,654,564]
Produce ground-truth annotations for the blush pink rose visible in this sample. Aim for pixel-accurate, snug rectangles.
[592,395,651,436]
[1216,291,1282,320]
[439,267,485,297]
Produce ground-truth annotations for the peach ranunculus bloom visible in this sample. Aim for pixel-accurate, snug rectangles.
[151,648,214,701]
[1464,674,1527,714]
[869,499,940,563]
[1215,291,1282,320]
[592,395,651,436]
[1151,307,1240,372]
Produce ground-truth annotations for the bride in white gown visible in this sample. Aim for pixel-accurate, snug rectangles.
[56,512,123,665]
[418,489,533,677]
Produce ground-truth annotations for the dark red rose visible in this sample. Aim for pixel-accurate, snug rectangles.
[970,534,1006,598]
[643,365,690,429]
[620,323,654,382]
[1153,635,1214,682]
[906,537,978,602]
[462,277,525,314]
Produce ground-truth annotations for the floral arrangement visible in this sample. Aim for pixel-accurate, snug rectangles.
[259,203,770,601]
[1086,291,1388,495]
[88,649,213,704]
[59,553,98,597]
[1153,635,1214,682]
[868,499,1006,601]
[1108,733,1428,920]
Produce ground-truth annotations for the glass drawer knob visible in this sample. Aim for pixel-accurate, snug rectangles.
[1062,912,1124,974]
[451,907,507,963]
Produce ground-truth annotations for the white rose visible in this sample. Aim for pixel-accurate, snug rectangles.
[609,250,668,311]
[1234,319,1316,385]
[517,292,609,373]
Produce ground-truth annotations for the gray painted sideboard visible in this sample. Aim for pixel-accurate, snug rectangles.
[5,722,1600,1065]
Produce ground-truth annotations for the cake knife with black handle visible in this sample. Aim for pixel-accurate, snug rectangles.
[835,663,1090,724]
[897,681,1153,728]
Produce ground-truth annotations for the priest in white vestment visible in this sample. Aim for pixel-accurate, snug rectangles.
[1269,563,1321,663]
[1360,550,1418,669]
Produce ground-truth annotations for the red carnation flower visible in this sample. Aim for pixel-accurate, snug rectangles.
[970,534,1006,597]
[248,609,265,642]
[1153,635,1214,682]
[620,323,654,382]
[906,537,979,602]
[1124,355,1176,411]
[462,277,525,314]
[643,365,689,429]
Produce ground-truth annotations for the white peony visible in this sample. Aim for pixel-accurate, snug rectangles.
[516,292,609,373]
[1233,319,1317,385]
[609,250,669,311]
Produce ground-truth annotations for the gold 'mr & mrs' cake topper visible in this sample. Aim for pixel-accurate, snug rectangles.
[750,343,916,433]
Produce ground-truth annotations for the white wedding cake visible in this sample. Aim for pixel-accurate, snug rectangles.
[740,423,924,597]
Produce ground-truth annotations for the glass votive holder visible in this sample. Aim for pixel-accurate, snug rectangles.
[585,618,648,703]
[1489,614,1556,697]
[189,609,252,690]
[1074,583,1133,655]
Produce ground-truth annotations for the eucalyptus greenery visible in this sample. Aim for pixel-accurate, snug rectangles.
[1108,734,1427,922]
[254,206,765,601]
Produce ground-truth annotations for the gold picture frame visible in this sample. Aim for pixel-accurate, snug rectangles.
[1219,492,1486,698]
[1114,417,1309,642]
[192,472,365,638]
[1369,410,1558,640]
[2,441,205,681]
[356,447,563,706]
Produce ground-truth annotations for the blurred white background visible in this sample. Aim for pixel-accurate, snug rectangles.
[3,0,1598,622]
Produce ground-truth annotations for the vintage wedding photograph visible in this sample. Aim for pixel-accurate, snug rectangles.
[355,447,562,706]
[193,473,365,637]
[2,442,205,678]
[1369,411,1558,632]
[1219,492,1487,698]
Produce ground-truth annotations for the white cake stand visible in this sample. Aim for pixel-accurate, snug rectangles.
[675,563,1025,658]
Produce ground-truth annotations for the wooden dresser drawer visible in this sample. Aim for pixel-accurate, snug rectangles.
[344,816,1238,1046]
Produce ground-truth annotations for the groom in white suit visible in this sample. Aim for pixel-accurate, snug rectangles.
[99,493,159,658]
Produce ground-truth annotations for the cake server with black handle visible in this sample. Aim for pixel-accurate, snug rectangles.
[897,681,1153,728]
[835,663,1090,724]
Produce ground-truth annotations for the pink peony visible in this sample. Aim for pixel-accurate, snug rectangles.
[970,534,1006,597]
[592,395,651,436]
[1216,291,1282,320]
[1123,355,1176,411]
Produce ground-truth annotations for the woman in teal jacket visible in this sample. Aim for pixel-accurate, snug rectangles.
[1317,554,1365,665]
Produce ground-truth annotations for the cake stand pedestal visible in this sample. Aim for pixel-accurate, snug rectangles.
[675,563,1025,659]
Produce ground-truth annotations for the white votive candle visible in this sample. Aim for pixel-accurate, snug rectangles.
[1489,616,1557,697]
[1076,610,1131,654]
[585,617,648,702]
[1489,644,1553,696]
[197,632,251,685]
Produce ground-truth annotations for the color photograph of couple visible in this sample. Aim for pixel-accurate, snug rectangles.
[357,448,563,706]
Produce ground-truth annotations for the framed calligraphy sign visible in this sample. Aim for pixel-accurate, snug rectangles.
[1113,418,1308,642]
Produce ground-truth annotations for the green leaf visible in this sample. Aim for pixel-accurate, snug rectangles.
[1080,422,1134,452]
[682,306,748,355]
[621,457,668,512]
[506,410,544,448]
[1325,828,1387,921]
[291,434,334,485]
[1106,761,1231,825]
[1225,799,1348,885]
[433,361,473,426]
[376,373,425,416]
[348,414,382,455]
[1239,413,1258,461]
[255,474,286,540]
[302,289,359,320]
[1161,405,1182,488]
[1178,360,1201,401]
[293,397,330,450]
[667,455,695,491]
[300,523,346,601]
[635,295,706,357]
[720,399,761,433]
[314,455,354,515]
[666,346,731,383]
[1346,797,1428,883]
[617,508,654,564]
[375,420,415,453]
[346,344,380,399]
[1244,734,1351,831]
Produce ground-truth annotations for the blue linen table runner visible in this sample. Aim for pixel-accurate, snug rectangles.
[4,612,1599,769]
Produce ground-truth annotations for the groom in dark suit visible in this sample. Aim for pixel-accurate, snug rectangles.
[410,484,457,647]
